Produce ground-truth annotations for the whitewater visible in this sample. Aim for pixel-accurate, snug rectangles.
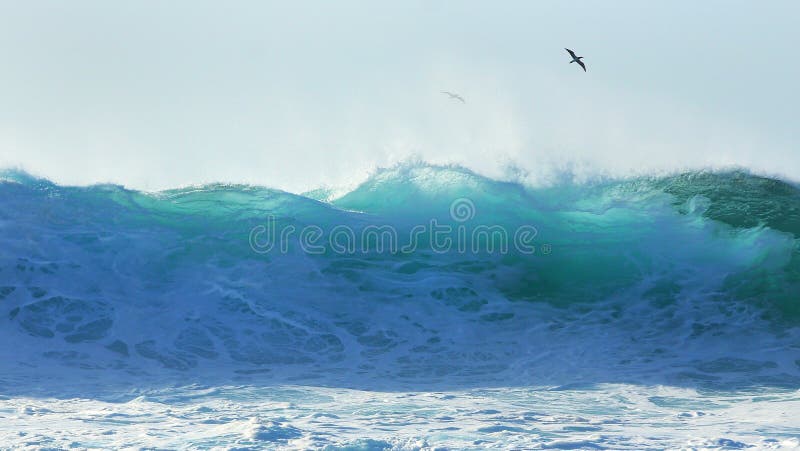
[1,163,799,449]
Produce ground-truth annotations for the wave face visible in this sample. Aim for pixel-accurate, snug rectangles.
[0,164,799,389]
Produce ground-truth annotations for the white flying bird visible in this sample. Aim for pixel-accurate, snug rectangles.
[441,91,465,103]
[565,48,586,72]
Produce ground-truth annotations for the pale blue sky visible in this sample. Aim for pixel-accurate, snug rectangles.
[1,1,798,191]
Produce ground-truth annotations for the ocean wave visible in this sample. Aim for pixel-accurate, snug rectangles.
[0,163,798,389]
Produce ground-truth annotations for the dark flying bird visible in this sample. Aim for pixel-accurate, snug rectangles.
[441,91,466,103]
[565,48,586,72]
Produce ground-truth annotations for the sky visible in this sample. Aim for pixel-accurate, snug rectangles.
[0,0,798,192]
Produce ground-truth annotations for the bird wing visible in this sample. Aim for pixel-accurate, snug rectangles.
[442,91,465,102]
[565,48,577,59]
[577,59,586,72]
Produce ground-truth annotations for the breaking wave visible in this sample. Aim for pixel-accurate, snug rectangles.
[1,163,798,390]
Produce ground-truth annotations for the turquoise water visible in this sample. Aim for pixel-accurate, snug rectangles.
[0,164,798,448]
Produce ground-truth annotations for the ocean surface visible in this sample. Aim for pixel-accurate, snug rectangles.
[1,163,799,449]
